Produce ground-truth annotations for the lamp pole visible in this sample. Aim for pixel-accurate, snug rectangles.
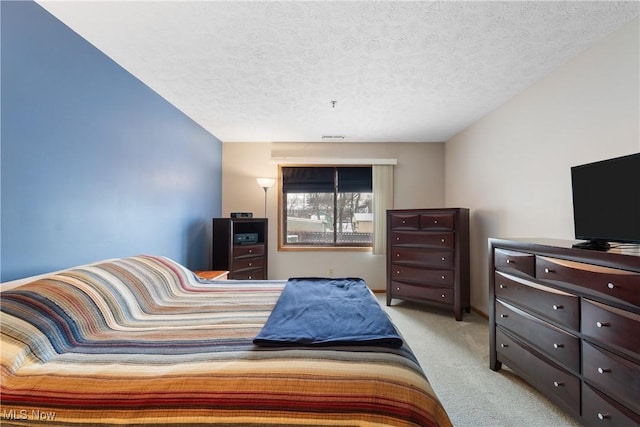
[256,178,275,218]
[262,186,268,217]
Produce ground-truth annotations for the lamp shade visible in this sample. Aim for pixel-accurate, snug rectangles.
[256,178,276,188]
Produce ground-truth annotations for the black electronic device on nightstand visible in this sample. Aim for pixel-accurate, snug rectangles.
[231,212,253,218]
[234,233,258,245]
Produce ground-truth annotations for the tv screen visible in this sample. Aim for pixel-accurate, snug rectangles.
[571,153,640,250]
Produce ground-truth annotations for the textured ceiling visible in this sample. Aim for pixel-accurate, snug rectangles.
[37,1,639,143]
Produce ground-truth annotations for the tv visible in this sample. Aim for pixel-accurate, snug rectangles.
[570,153,640,251]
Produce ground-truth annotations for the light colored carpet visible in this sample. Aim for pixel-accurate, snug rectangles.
[378,296,582,427]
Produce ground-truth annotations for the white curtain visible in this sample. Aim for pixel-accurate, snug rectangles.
[372,164,394,255]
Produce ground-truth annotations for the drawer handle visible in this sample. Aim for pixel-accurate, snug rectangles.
[499,284,507,289]
[248,275,252,279]
[396,287,401,291]
[500,314,508,318]
[441,275,446,280]
[607,282,615,289]
[500,343,508,348]
[597,367,611,374]
[396,237,400,241]
[596,321,610,328]
[553,381,563,387]
[248,249,252,253]
[396,270,400,274]
[434,220,438,224]
[441,257,446,262]
[248,263,252,266]
[402,220,406,224]
[544,268,553,274]
[597,413,610,420]
[552,304,563,310]
[396,253,400,257]
[441,294,446,298]
[441,238,445,243]
[506,259,512,264]
[553,343,564,349]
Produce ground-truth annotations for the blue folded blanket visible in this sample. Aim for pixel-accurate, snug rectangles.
[253,277,403,348]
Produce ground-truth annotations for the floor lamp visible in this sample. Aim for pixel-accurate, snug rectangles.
[256,178,275,218]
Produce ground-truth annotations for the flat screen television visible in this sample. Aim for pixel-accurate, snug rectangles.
[570,153,640,251]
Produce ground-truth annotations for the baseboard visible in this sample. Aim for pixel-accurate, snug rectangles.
[471,306,488,319]
[378,291,489,319]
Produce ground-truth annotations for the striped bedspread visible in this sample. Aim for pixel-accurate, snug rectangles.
[1,255,452,426]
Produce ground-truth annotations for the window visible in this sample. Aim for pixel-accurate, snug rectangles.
[280,166,373,249]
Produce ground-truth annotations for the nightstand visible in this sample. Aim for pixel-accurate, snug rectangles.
[195,270,229,280]
[212,218,268,279]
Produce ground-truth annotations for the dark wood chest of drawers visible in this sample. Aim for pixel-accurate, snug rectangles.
[212,218,267,280]
[386,208,470,320]
[489,238,640,426]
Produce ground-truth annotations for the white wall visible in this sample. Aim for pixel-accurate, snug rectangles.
[222,142,445,290]
[445,18,640,316]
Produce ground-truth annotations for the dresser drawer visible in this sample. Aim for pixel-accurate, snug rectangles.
[494,249,535,277]
[390,231,454,249]
[496,328,580,418]
[390,281,453,305]
[391,264,453,286]
[495,271,579,330]
[420,213,454,230]
[536,256,640,307]
[391,248,455,274]
[230,270,264,280]
[582,299,640,356]
[233,244,265,258]
[496,300,580,371]
[582,383,640,427]
[390,214,420,230]
[232,256,264,272]
[391,248,454,269]
[583,341,640,414]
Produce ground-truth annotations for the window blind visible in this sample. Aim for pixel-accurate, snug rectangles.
[282,166,372,193]
[337,167,372,193]
[282,167,334,193]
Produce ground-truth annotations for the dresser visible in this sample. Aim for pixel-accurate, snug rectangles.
[386,208,470,320]
[212,218,267,280]
[489,238,640,426]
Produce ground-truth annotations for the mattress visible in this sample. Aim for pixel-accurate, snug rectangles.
[0,255,451,426]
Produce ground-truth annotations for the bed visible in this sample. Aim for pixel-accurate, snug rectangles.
[1,255,452,426]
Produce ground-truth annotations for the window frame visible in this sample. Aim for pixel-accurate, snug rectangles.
[277,164,373,252]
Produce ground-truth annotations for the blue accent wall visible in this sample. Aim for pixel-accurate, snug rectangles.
[1,1,222,281]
